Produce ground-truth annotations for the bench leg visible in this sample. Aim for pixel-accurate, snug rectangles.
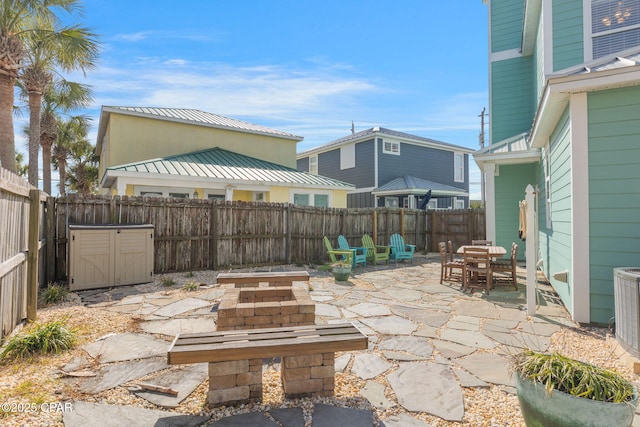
[207,358,262,407]
[281,352,335,398]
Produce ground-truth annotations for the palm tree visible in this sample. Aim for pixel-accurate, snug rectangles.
[66,135,97,195]
[15,151,28,177]
[39,80,93,194]
[20,16,99,187]
[0,0,97,175]
[54,115,88,195]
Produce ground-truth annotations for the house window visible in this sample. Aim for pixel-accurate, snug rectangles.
[208,194,225,201]
[454,153,465,182]
[141,191,162,197]
[254,192,265,202]
[293,194,310,206]
[340,144,356,169]
[382,140,400,155]
[309,155,318,175]
[169,192,189,198]
[427,199,438,210]
[385,197,399,208]
[454,198,465,209]
[314,194,329,207]
[592,0,640,58]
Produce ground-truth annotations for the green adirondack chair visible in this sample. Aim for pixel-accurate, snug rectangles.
[323,236,353,265]
[337,235,367,268]
[389,233,416,264]
[361,234,390,265]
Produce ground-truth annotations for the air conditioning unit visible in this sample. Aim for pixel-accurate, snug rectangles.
[613,267,640,354]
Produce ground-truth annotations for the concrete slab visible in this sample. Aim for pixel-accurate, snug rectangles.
[351,353,392,380]
[133,363,208,407]
[74,358,167,394]
[456,352,514,386]
[139,318,217,337]
[359,380,394,409]
[311,404,373,427]
[360,315,418,335]
[388,362,464,421]
[83,333,170,363]
[63,401,209,427]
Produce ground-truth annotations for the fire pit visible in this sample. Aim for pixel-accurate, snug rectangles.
[217,286,315,331]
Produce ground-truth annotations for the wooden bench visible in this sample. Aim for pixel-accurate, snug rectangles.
[215,271,310,288]
[167,323,368,406]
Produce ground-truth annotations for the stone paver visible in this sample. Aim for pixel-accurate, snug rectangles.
[352,353,392,379]
[63,401,209,427]
[140,318,217,336]
[359,380,394,409]
[388,362,464,421]
[456,352,514,386]
[152,297,212,317]
[359,315,418,335]
[75,358,167,394]
[133,363,208,407]
[83,332,170,363]
[311,404,373,427]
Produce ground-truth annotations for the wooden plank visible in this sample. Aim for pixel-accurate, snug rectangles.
[173,324,361,346]
[216,271,309,284]
[27,189,40,321]
[169,334,367,365]
[0,253,26,280]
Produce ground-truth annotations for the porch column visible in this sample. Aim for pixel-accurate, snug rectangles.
[484,163,497,243]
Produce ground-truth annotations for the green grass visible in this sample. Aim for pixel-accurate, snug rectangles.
[39,283,69,306]
[513,350,636,403]
[1,319,76,361]
[183,280,199,291]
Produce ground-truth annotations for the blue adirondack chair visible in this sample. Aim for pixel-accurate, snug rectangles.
[337,235,367,268]
[389,233,416,264]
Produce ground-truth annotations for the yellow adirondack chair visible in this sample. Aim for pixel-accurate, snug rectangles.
[361,234,390,265]
[323,236,353,265]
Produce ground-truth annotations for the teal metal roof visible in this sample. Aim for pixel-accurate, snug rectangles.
[107,147,354,189]
[373,175,467,196]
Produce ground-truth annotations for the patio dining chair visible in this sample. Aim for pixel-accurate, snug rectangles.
[462,246,492,295]
[439,241,463,284]
[490,242,519,290]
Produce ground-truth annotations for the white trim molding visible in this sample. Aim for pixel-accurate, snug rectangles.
[490,49,522,62]
[484,163,497,244]
[570,92,590,324]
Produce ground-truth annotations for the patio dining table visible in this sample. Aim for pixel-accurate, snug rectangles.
[456,245,507,258]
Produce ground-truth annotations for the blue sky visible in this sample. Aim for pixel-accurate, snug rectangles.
[19,0,489,197]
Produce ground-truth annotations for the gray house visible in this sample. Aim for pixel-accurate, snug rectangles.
[297,127,473,209]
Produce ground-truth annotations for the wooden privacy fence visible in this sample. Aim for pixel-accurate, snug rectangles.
[50,195,485,280]
[0,168,45,340]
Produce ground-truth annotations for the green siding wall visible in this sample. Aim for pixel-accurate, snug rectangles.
[538,107,573,314]
[588,86,640,324]
[534,11,545,106]
[495,164,536,259]
[490,57,535,143]
[552,0,584,70]
[491,0,525,52]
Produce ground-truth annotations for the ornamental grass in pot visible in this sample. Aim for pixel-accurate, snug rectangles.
[513,350,638,427]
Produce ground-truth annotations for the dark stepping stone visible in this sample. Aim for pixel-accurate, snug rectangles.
[210,412,279,426]
[311,404,373,427]
[270,407,304,427]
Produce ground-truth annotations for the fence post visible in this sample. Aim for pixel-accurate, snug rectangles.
[27,189,41,321]
[372,210,377,243]
[45,197,56,283]
[430,211,437,252]
[285,204,291,264]
[400,209,405,237]
[210,202,218,270]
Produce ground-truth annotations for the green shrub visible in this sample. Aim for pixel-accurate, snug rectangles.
[161,278,176,287]
[183,281,199,291]
[1,320,76,360]
[513,350,636,403]
[39,283,69,306]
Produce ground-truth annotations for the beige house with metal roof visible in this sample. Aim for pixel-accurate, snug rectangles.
[96,106,353,207]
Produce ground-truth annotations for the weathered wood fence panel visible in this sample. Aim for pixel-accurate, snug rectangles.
[51,195,485,279]
[0,169,46,340]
